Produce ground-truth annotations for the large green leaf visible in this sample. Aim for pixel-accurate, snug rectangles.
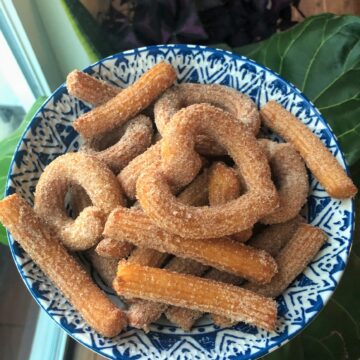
[234,14,360,165]
[0,97,47,245]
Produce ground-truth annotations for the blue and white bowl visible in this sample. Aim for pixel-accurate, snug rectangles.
[6,45,354,360]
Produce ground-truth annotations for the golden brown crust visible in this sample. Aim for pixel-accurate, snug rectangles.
[34,152,125,251]
[114,262,277,331]
[0,194,127,337]
[261,101,357,199]
[73,62,176,138]
[66,70,120,106]
[104,208,278,284]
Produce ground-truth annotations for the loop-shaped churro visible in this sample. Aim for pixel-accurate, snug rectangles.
[82,115,153,172]
[34,152,125,251]
[154,84,260,155]
[137,104,278,239]
[258,139,309,224]
[73,62,176,138]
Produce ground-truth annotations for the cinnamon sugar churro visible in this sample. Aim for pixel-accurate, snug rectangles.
[104,208,278,283]
[95,238,134,259]
[261,101,357,199]
[245,223,327,298]
[82,115,153,172]
[34,152,125,251]
[73,62,176,138]
[137,104,279,239]
[0,194,127,337]
[66,70,119,106]
[208,162,252,242]
[258,139,309,224]
[114,262,277,331]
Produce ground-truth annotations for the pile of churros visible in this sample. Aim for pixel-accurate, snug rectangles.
[0,62,357,338]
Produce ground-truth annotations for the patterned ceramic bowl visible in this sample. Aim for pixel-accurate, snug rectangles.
[6,45,354,360]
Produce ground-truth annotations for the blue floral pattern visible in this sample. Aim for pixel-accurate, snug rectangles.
[6,45,354,360]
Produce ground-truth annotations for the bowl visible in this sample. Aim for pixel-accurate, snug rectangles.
[6,44,354,360]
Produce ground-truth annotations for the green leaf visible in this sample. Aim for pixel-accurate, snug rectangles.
[0,97,47,245]
[234,14,360,165]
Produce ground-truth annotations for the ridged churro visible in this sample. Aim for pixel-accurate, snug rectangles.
[261,101,357,199]
[126,258,208,331]
[104,208,278,283]
[73,62,176,138]
[258,139,308,224]
[95,238,134,259]
[114,262,277,331]
[137,104,279,239]
[177,169,209,206]
[66,69,120,106]
[245,223,327,298]
[83,115,153,172]
[34,152,125,251]
[0,194,127,337]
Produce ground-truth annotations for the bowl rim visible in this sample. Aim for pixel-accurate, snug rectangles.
[5,44,355,360]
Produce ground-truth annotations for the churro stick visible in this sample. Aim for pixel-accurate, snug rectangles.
[208,162,252,242]
[126,258,208,331]
[114,262,277,331]
[104,208,278,284]
[244,223,327,298]
[66,70,120,106]
[247,215,306,256]
[166,216,305,330]
[0,194,127,337]
[87,249,119,288]
[74,62,176,138]
[261,101,357,198]
[165,268,242,330]
[95,238,134,259]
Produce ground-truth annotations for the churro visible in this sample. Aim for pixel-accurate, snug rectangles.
[0,194,127,337]
[95,238,134,259]
[245,223,327,298]
[114,262,277,331]
[137,104,278,238]
[261,101,357,199]
[66,69,119,106]
[73,62,176,138]
[154,83,260,155]
[82,115,153,172]
[126,258,208,331]
[208,162,252,242]
[87,249,119,288]
[258,139,308,224]
[104,208,277,283]
[34,152,125,251]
